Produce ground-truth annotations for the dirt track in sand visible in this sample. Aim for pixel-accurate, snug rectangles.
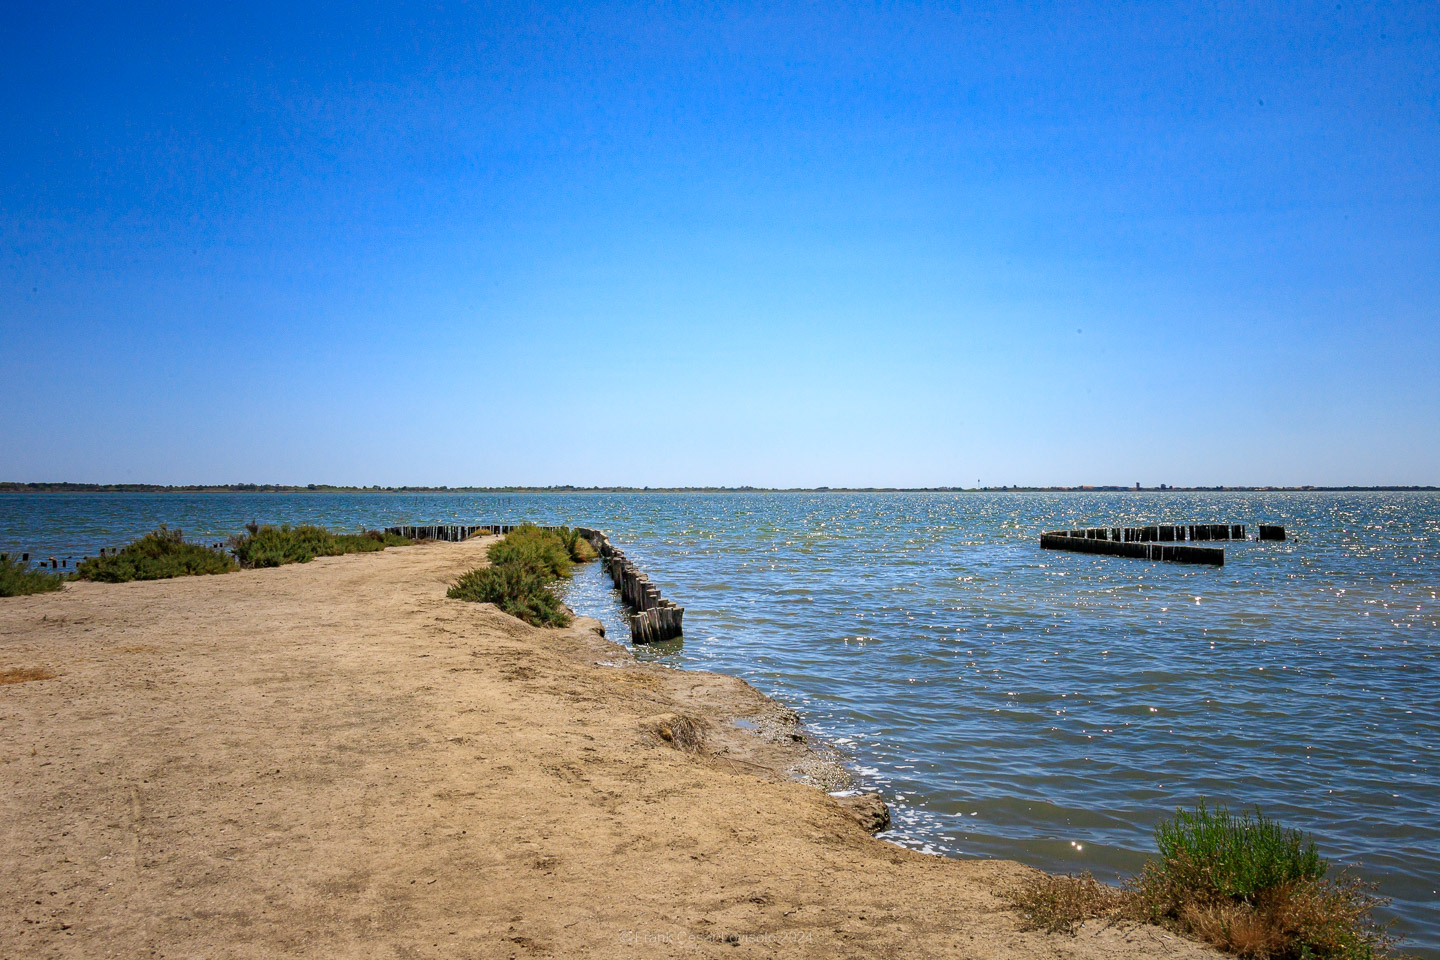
[0,538,1214,959]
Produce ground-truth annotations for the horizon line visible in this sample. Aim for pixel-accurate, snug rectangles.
[3,482,1437,494]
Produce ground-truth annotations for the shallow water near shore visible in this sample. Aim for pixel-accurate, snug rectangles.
[3,490,1437,953]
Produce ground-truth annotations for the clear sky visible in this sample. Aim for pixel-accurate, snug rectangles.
[2,2,1437,487]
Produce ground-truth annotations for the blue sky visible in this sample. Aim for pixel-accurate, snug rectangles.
[2,1,1437,487]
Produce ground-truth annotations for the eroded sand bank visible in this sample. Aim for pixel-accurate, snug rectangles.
[0,539,1212,959]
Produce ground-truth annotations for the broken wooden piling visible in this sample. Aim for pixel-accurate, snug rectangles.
[1041,530,1225,565]
[574,527,685,644]
[383,522,686,644]
[384,523,493,542]
[1040,522,1286,565]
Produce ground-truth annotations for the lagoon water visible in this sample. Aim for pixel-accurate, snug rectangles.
[3,490,1437,953]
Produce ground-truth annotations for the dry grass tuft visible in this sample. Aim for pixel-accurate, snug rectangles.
[644,712,709,753]
[1155,878,1396,960]
[1180,901,1283,958]
[1,667,58,685]
[1009,871,1129,934]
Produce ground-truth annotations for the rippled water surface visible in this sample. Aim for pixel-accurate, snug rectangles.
[3,491,1437,952]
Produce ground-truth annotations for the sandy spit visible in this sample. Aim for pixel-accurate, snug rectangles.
[0,538,1214,959]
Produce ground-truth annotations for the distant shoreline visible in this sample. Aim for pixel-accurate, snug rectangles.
[2,482,1436,494]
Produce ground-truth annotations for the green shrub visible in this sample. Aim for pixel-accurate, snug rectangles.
[333,531,412,553]
[447,562,571,627]
[487,524,574,579]
[1009,802,1396,958]
[75,527,237,582]
[0,555,67,597]
[1152,801,1325,901]
[447,525,584,627]
[232,524,330,567]
[1131,802,1393,959]
[231,524,412,568]
[553,526,598,562]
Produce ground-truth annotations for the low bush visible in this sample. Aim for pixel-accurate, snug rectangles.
[447,562,571,627]
[1008,802,1395,959]
[0,555,67,597]
[75,527,237,582]
[487,524,574,579]
[333,530,412,552]
[447,524,594,627]
[1132,802,1393,960]
[554,526,598,562]
[231,524,412,568]
[1149,800,1324,901]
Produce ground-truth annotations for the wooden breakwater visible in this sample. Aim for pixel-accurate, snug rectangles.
[575,527,685,645]
[1040,524,1286,566]
[385,522,685,644]
[385,523,531,541]
[1040,531,1225,565]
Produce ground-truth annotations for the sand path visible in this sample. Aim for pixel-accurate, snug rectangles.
[0,539,1212,959]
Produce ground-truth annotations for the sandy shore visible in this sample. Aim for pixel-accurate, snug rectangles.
[0,539,1213,959]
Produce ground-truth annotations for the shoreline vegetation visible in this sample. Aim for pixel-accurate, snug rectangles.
[61,524,416,585]
[447,524,597,627]
[75,527,237,582]
[1011,802,1394,959]
[3,482,1437,494]
[0,555,67,597]
[231,523,412,567]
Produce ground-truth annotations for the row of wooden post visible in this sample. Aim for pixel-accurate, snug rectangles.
[1113,523,1246,542]
[1040,522,1287,565]
[384,524,512,541]
[574,527,685,644]
[1040,532,1226,565]
[3,551,53,568]
[385,522,686,644]
[3,552,84,570]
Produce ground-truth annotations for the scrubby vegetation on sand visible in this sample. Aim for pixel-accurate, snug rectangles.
[447,524,595,627]
[0,555,67,597]
[75,527,237,582]
[0,666,57,685]
[67,523,413,582]
[1010,802,1395,959]
[231,524,412,568]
